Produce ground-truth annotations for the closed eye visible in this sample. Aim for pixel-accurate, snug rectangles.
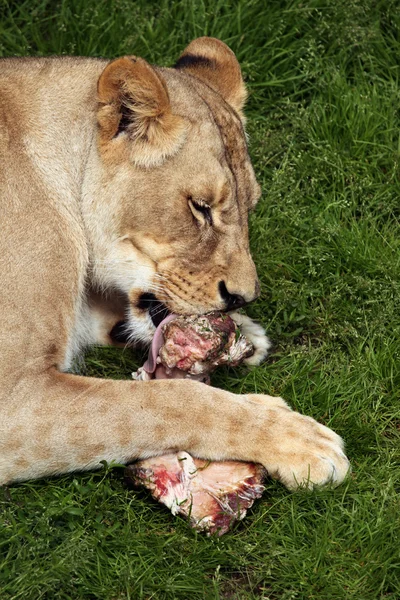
[188,197,213,226]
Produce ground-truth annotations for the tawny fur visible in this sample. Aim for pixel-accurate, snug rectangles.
[0,40,349,488]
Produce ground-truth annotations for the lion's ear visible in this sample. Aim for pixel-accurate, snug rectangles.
[97,57,187,168]
[174,37,247,116]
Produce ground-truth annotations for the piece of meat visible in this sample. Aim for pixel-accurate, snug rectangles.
[160,313,254,375]
[125,452,266,536]
[132,312,254,382]
[130,312,265,535]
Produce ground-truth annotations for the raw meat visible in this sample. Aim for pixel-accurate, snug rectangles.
[132,312,254,382]
[125,453,266,536]
[130,312,265,535]
[160,313,254,375]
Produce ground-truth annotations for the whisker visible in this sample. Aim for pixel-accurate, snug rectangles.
[146,304,170,319]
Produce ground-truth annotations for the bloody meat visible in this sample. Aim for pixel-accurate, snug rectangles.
[126,453,266,536]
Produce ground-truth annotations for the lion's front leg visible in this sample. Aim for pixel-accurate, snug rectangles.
[1,372,349,489]
[230,312,272,365]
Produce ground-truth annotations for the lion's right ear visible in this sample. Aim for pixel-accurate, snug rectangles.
[97,57,187,168]
[174,38,247,117]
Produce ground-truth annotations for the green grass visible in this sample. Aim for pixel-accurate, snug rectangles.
[1,0,400,597]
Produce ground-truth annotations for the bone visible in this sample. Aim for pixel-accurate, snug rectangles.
[125,452,266,536]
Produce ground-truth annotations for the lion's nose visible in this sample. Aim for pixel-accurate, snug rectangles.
[218,281,248,311]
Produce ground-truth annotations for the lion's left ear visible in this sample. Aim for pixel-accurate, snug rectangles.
[97,57,187,168]
[174,37,247,116]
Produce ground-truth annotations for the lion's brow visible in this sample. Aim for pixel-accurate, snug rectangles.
[197,92,253,220]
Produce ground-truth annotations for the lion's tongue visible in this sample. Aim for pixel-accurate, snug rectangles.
[142,314,177,375]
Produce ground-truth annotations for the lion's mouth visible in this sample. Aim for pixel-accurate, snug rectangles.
[138,292,171,327]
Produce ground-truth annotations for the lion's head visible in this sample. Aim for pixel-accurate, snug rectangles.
[83,37,261,343]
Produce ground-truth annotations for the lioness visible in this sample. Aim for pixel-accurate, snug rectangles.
[0,37,349,489]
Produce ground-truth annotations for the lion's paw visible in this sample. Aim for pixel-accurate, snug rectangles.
[250,398,350,490]
[230,313,272,366]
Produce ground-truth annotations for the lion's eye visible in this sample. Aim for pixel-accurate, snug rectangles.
[188,198,213,226]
